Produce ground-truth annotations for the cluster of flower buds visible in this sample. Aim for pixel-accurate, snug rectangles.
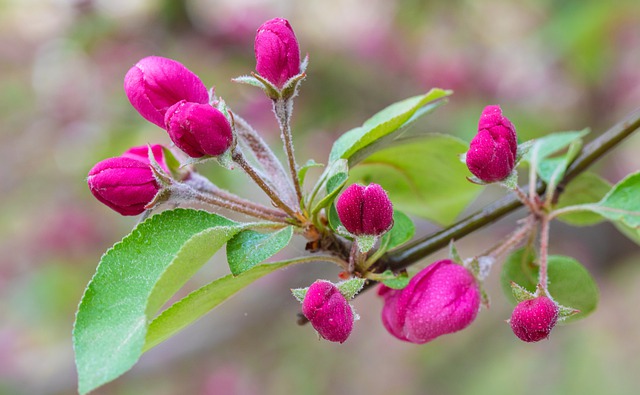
[87,145,168,216]
[124,56,234,159]
[301,281,355,343]
[378,260,481,344]
[465,105,518,183]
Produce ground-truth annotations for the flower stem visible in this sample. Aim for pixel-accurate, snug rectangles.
[232,149,303,221]
[538,214,551,290]
[273,99,303,205]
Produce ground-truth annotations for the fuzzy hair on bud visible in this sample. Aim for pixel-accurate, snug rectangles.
[124,56,209,128]
[164,100,234,158]
[465,105,518,182]
[509,296,559,342]
[302,280,354,343]
[254,18,301,89]
[87,145,168,216]
[335,183,394,236]
[378,259,481,344]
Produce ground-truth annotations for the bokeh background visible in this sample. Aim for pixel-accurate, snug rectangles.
[1,0,640,394]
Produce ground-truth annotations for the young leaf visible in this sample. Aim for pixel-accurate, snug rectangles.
[587,171,640,228]
[524,129,589,171]
[328,89,452,164]
[327,203,342,233]
[500,249,599,322]
[74,209,245,395]
[310,159,348,214]
[348,134,481,225]
[291,287,308,303]
[144,259,305,351]
[298,159,323,189]
[385,210,415,250]
[555,172,611,226]
[379,270,410,290]
[226,226,294,276]
[537,136,584,185]
[336,278,366,299]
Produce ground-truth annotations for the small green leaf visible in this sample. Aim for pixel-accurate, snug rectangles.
[327,203,342,232]
[539,138,583,187]
[144,259,303,351]
[231,75,264,88]
[555,172,611,226]
[298,159,323,189]
[336,278,366,299]
[514,140,534,165]
[348,134,481,225]
[499,170,519,190]
[226,226,293,276]
[73,209,244,395]
[329,89,452,164]
[291,287,308,303]
[386,210,415,250]
[310,159,348,214]
[589,171,640,228]
[449,240,462,265]
[524,129,589,169]
[500,249,599,322]
[379,270,410,290]
[510,281,536,302]
[356,235,377,253]
[615,222,640,246]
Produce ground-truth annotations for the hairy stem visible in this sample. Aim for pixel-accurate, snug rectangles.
[232,149,303,221]
[273,99,304,205]
[538,214,550,290]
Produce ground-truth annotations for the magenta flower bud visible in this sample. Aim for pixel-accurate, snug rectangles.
[465,105,518,182]
[87,144,168,216]
[378,260,480,344]
[509,296,559,342]
[164,100,234,158]
[302,281,354,343]
[335,183,393,236]
[124,56,209,128]
[254,18,301,88]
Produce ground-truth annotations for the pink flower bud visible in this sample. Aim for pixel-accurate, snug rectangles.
[164,100,234,158]
[509,296,559,342]
[335,183,393,236]
[124,56,209,128]
[87,145,168,216]
[254,18,301,88]
[378,260,480,344]
[302,281,353,343]
[465,105,518,182]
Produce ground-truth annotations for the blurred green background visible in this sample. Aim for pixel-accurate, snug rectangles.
[1,0,639,394]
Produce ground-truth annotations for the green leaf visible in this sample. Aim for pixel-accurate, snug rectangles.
[327,203,342,233]
[379,270,410,290]
[555,172,611,226]
[336,278,366,299]
[524,129,589,170]
[500,249,599,322]
[386,210,415,250]
[615,222,640,246]
[588,171,640,228]
[226,226,293,276]
[298,159,323,189]
[328,89,452,164]
[73,209,245,395]
[291,287,307,303]
[348,134,481,225]
[310,159,348,214]
[144,259,303,351]
[231,75,264,88]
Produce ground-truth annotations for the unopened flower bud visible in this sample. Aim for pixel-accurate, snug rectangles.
[254,18,301,89]
[509,296,559,342]
[302,280,354,343]
[124,56,209,128]
[336,183,393,236]
[465,105,518,182]
[164,100,234,158]
[87,145,168,216]
[378,259,480,344]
